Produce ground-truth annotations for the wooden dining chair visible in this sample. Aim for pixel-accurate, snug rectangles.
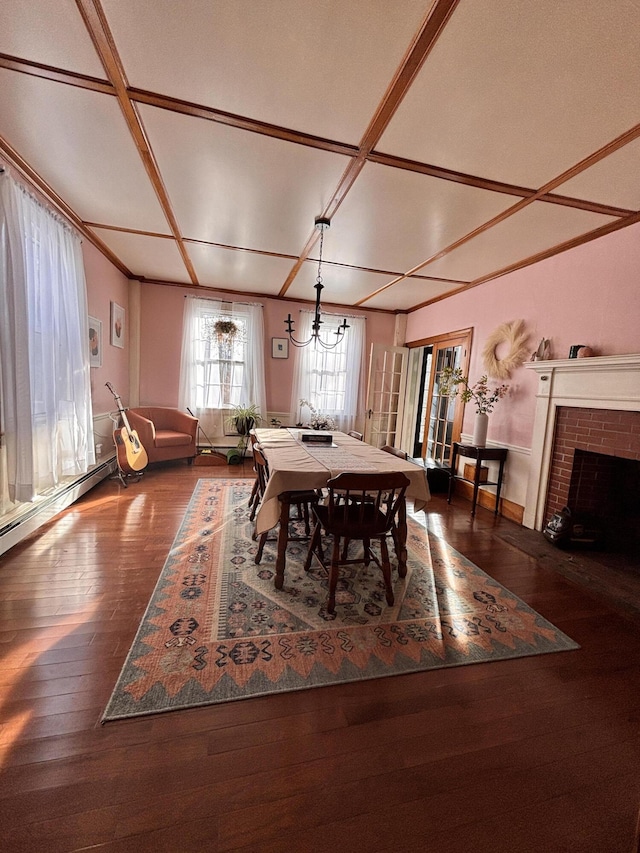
[252,445,321,585]
[304,471,409,614]
[381,444,408,460]
[248,433,262,521]
[339,444,408,560]
[348,430,364,441]
[250,443,271,530]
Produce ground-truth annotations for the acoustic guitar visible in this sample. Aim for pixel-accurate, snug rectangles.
[105,382,148,474]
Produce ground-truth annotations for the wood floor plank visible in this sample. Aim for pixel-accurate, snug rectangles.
[0,462,639,852]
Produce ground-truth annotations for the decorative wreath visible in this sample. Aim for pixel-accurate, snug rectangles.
[482,319,529,380]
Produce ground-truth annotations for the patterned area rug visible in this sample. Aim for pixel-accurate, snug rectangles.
[102,479,579,721]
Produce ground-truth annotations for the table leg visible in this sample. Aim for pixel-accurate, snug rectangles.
[471,463,481,516]
[396,497,408,578]
[447,444,458,504]
[274,495,290,590]
[495,457,506,515]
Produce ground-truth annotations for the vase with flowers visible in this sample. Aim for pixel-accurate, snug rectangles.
[440,367,509,447]
[298,399,337,431]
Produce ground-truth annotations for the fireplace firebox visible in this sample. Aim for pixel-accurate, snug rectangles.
[544,445,640,555]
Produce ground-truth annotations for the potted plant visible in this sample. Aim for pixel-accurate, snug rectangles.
[213,318,238,342]
[226,402,262,436]
[223,403,262,464]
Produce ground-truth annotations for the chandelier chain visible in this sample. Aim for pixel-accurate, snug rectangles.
[316,222,324,288]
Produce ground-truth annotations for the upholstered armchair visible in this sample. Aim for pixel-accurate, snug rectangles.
[126,407,198,465]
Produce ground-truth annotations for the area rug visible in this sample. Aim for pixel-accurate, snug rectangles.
[102,479,579,721]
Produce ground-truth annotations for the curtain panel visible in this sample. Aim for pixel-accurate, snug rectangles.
[0,171,94,505]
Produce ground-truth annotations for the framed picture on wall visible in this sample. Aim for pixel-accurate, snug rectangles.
[110,301,125,348]
[271,337,289,359]
[88,316,102,368]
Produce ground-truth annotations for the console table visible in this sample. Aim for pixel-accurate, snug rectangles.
[447,442,508,516]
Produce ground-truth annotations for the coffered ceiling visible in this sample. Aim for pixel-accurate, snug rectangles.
[1,0,639,313]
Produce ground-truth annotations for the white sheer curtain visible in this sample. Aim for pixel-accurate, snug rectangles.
[0,171,94,506]
[178,296,267,437]
[290,311,366,432]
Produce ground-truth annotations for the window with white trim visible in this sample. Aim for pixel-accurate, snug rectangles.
[193,310,248,409]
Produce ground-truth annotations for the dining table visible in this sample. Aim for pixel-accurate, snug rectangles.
[253,428,431,589]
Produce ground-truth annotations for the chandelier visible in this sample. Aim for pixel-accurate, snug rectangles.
[284,216,349,349]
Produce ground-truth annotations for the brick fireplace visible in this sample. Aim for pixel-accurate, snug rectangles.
[523,354,640,531]
[546,407,640,521]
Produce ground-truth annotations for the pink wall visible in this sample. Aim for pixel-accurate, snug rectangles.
[139,283,396,413]
[406,222,640,449]
[83,241,130,413]
[84,219,640,445]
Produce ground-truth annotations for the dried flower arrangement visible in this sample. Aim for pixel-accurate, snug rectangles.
[440,367,509,414]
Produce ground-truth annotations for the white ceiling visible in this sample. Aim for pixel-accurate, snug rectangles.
[1,0,639,313]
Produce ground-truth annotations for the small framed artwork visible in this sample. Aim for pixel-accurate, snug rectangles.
[110,301,125,348]
[88,316,102,368]
[272,337,289,359]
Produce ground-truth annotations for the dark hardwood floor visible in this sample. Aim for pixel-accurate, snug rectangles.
[1,461,639,852]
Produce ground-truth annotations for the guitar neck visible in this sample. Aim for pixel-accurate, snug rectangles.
[106,382,133,435]
[120,410,133,436]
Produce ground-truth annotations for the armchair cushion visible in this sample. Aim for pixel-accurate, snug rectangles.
[127,407,198,464]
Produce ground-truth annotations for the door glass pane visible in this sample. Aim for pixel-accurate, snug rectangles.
[424,344,463,465]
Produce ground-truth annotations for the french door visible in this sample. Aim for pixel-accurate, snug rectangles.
[363,344,409,448]
[363,330,471,464]
[411,329,472,465]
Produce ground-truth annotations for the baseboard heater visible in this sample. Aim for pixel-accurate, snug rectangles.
[0,456,117,557]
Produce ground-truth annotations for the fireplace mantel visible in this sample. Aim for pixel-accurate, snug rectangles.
[523,354,640,530]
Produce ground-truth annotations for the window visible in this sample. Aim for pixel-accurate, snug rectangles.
[179,298,266,436]
[291,311,365,432]
[304,326,349,413]
[194,311,248,409]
